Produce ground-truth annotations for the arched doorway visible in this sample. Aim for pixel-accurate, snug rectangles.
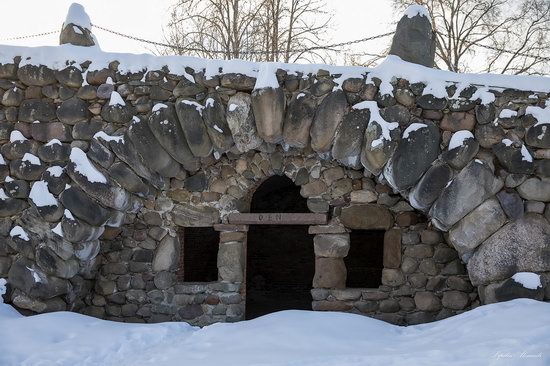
[245,175,315,320]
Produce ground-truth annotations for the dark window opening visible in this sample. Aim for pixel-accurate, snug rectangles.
[177,227,219,282]
[345,230,385,288]
[246,175,314,320]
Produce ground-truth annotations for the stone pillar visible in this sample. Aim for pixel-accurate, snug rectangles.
[389,5,435,67]
[214,224,248,283]
[60,3,96,47]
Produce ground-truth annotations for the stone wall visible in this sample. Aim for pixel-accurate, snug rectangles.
[0,44,549,325]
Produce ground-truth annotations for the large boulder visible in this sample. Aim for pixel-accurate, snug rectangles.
[66,148,131,211]
[310,90,348,153]
[441,131,479,170]
[388,5,436,67]
[152,235,180,272]
[108,162,151,198]
[332,107,369,168]
[516,177,550,202]
[361,120,399,175]
[175,98,212,158]
[251,87,285,144]
[226,93,263,152]
[430,160,503,230]
[283,91,317,149]
[59,3,96,47]
[105,135,166,190]
[493,140,534,174]
[467,214,550,286]
[18,99,56,122]
[409,161,453,211]
[101,92,134,123]
[61,210,105,243]
[526,123,550,148]
[8,257,70,299]
[56,97,89,125]
[59,186,112,227]
[384,121,440,191]
[448,198,507,261]
[147,103,198,171]
[202,93,234,153]
[340,204,394,230]
[126,116,181,178]
[17,65,56,86]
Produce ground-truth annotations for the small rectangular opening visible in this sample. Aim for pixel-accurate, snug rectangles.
[177,227,219,282]
[345,230,385,288]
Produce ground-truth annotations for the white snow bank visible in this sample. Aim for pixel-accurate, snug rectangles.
[448,130,474,150]
[0,299,549,366]
[353,101,399,148]
[512,272,542,290]
[63,3,91,30]
[29,181,58,207]
[69,147,107,184]
[9,226,29,241]
[404,5,430,22]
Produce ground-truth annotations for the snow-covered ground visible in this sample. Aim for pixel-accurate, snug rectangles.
[0,290,548,366]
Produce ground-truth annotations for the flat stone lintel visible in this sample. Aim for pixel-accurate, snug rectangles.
[228,213,327,225]
[214,224,249,232]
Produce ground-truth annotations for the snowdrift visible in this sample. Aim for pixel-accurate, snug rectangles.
[0,298,549,366]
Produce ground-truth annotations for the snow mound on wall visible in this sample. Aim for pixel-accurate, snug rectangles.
[63,3,91,29]
[404,5,431,22]
[512,272,542,290]
[0,299,548,366]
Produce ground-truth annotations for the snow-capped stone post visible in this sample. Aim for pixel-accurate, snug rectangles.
[59,3,96,47]
[389,5,435,67]
[251,64,285,144]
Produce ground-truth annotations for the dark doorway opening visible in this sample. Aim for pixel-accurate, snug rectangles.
[246,175,314,320]
[345,230,385,288]
[177,227,219,282]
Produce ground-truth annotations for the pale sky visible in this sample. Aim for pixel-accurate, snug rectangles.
[0,0,397,65]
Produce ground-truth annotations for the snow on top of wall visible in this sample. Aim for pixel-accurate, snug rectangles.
[353,101,399,148]
[521,145,533,162]
[448,130,474,150]
[526,105,550,126]
[254,63,280,90]
[9,131,27,143]
[181,99,204,116]
[499,109,517,119]
[152,103,168,113]
[512,272,542,290]
[403,123,427,139]
[109,91,125,106]
[0,44,550,101]
[63,3,91,30]
[404,5,431,22]
[46,166,64,177]
[69,147,107,184]
[93,131,124,143]
[9,226,29,241]
[52,222,63,237]
[22,153,41,166]
[45,139,62,147]
[29,180,58,207]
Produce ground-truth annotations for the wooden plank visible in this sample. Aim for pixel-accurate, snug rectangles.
[213,224,249,232]
[228,213,327,225]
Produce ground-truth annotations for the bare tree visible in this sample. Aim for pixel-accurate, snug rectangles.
[162,0,332,63]
[393,0,550,74]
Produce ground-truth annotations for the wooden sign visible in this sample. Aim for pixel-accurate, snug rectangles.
[228,213,327,225]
